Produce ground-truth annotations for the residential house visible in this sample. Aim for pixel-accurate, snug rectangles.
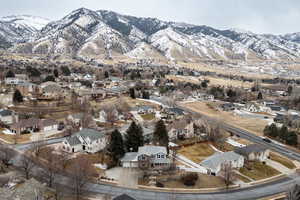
[137,106,156,115]
[244,103,261,113]
[121,146,171,170]
[67,113,84,126]
[10,118,58,134]
[16,82,39,96]
[0,109,17,124]
[200,151,244,175]
[168,119,194,140]
[62,128,108,153]
[234,144,270,162]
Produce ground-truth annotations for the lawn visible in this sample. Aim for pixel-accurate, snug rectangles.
[269,153,296,169]
[140,173,226,189]
[235,174,252,183]
[141,113,155,121]
[239,162,280,181]
[177,143,215,163]
[0,133,32,144]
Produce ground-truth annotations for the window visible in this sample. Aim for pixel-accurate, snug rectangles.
[161,155,165,159]
[157,154,161,159]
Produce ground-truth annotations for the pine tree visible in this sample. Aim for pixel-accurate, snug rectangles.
[279,125,288,141]
[5,70,15,78]
[108,129,125,164]
[153,120,169,153]
[125,121,144,152]
[53,69,59,78]
[269,123,279,138]
[257,92,263,100]
[129,88,136,99]
[13,89,23,103]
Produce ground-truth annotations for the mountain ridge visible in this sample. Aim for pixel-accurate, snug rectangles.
[2,8,300,62]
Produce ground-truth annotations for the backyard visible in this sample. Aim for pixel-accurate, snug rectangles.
[177,143,215,163]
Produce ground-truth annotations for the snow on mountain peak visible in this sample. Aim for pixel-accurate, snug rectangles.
[1,15,50,30]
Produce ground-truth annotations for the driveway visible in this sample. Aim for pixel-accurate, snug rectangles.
[105,167,141,188]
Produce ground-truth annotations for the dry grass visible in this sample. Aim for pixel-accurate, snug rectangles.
[269,153,296,169]
[0,133,32,144]
[140,173,226,189]
[239,162,280,181]
[141,113,155,121]
[177,143,215,163]
[235,174,252,183]
[182,101,269,136]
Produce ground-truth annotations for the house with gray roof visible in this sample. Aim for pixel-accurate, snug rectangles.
[200,151,244,175]
[0,109,16,124]
[121,145,171,170]
[234,144,269,162]
[62,128,108,153]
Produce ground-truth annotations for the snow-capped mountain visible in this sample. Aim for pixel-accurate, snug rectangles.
[0,15,50,48]
[3,8,300,62]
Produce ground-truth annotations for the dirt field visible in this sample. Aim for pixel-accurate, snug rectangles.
[181,101,269,136]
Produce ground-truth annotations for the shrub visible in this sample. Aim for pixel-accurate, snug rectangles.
[156,181,164,188]
[21,130,30,134]
[181,172,198,186]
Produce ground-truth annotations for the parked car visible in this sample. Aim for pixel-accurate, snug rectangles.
[262,138,272,143]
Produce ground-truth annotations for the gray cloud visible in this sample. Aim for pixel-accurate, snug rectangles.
[0,0,299,34]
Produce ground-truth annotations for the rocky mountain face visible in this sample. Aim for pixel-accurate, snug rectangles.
[2,8,300,62]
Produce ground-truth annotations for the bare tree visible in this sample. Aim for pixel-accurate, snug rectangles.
[41,148,58,188]
[20,156,34,179]
[68,157,96,200]
[32,139,45,157]
[0,146,15,168]
[219,162,236,189]
[287,184,300,200]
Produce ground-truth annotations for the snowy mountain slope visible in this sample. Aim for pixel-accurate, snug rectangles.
[5,8,300,62]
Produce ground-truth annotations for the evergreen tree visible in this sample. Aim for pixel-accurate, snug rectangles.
[142,91,150,99]
[286,131,298,146]
[287,85,293,96]
[104,71,109,78]
[13,89,23,103]
[5,70,15,78]
[257,92,263,100]
[269,123,279,138]
[44,75,55,82]
[279,125,289,141]
[263,125,271,136]
[53,69,59,78]
[60,66,71,76]
[125,121,144,152]
[108,129,125,164]
[153,120,169,153]
[129,88,136,99]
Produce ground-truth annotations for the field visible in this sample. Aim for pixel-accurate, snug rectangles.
[141,113,155,121]
[239,162,280,181]
[177,143,215,163]
[182,101,269,136]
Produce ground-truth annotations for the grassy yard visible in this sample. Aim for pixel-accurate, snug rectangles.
[0,133,32,144]
[177,143,215,163]
[239,162,280,181]
[235,174,252,183]
[141,113,155,121]
[269,153,296,169]
[140,173,226,189]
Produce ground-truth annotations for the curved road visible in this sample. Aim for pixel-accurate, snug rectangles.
[4,103,300,199]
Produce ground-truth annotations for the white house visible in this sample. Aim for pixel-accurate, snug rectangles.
[234,144,270,162]
[62,129,107,153]
[200,151,244,175]
[121,146,171,170]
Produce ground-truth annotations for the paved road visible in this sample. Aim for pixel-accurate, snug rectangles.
[3,99,300,199]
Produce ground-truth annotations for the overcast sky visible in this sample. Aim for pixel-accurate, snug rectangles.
[1,0,300,34]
